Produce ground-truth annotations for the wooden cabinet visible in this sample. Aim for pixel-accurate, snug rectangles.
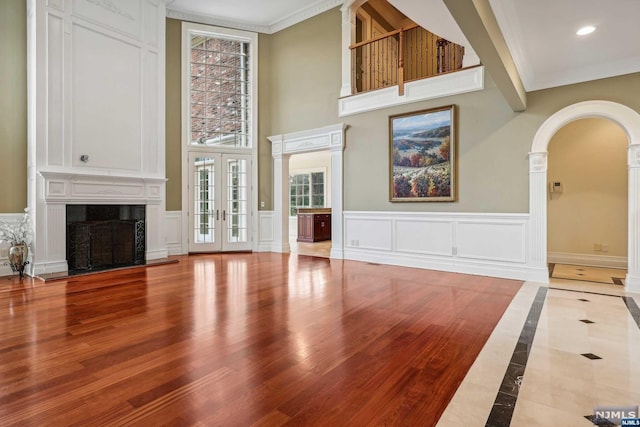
[297,212,331,243]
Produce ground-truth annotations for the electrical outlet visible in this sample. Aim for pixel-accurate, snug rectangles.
[602,244,609,252]
[260,201,265,208]
[0,247,8,258]
[594,243,602,251]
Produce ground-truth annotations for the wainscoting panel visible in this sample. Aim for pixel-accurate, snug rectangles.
[395,218,454,256]
[456,220,526,263]
[345,216,392,251]
[344,211,540,281]
[258,211,275,252]
[165,211,183,256]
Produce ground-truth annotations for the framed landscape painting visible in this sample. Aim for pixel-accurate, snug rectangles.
[389,105,456,202]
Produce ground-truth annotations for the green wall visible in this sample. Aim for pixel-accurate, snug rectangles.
[165,18,182,211]
[0,0,27,212]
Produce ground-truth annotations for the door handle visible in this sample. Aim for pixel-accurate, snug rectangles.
[216,209,219,220]
[223,210,226,221]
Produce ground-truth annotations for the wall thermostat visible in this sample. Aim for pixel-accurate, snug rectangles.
[549,181,563,193]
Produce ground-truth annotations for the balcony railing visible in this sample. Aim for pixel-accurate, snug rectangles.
[350,24,465,95]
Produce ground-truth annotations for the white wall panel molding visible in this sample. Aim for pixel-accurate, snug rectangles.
[338,66,484,117]
[343,211,546,282]
[257,211,275,252]
[28,0,167,275]
[165,211,183,255]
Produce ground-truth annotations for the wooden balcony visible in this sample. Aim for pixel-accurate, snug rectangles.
[350,25,465,95]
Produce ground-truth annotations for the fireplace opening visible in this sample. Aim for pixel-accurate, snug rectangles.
[66,205,145,274]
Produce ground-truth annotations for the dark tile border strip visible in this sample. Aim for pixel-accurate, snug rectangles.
[622,297,640,330]
[485,286,548,427]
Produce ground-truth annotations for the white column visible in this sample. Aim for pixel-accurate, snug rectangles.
[626,144,640,292]
[330,131,345,259]
[339,4,354,97]
[270,136,290,253]
[528,152,549,282]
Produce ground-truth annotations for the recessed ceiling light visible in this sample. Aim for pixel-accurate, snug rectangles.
[576,26,596,36]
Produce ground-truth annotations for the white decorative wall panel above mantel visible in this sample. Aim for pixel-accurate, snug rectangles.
[28,0,167,275]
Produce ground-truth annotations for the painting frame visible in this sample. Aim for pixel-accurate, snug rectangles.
[389,105,456,202]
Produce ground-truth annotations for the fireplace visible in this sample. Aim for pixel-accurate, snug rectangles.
[66,205,145,274]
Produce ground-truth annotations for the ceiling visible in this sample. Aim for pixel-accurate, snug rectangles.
[167,0,640,93]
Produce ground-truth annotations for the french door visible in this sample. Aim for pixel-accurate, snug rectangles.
[188,152,251,252]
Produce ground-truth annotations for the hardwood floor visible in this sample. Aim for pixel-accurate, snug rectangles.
[0,253,521,426]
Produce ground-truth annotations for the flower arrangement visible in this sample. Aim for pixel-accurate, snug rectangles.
[0,208,34,246]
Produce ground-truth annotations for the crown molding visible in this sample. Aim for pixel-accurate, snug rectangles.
[269,0,343,33]
[166,9,271,33]
[167,0,343,34]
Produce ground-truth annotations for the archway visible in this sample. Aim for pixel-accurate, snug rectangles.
[529,100,640,292]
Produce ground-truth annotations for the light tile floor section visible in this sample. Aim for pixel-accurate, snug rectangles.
[437,279,640,427]
[551,264,626,285]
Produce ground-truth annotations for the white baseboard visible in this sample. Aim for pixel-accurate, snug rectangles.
[548,252,627,269]
[32,260,68,276]
[146,248,169,261]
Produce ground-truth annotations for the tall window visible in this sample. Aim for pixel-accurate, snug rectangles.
[289,172,325,216]
[189,35,250,147]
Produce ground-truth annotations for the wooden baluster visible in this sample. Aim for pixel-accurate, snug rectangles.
[398,30,405,96]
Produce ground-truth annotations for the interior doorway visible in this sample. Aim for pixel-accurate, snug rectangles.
[268,123,346,259]
[528,100,640,292]
[546,118,628,285]
[288,151,332,258]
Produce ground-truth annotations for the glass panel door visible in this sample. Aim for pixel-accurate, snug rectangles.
[189,154,221,252]
[223,155,251,250]
[188,152,252,252]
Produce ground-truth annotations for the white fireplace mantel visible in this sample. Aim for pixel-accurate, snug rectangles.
[39,171,167,205]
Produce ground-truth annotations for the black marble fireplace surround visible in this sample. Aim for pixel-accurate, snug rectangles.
[66,205,145,274]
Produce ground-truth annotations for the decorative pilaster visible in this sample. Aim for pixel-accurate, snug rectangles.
[528,152,547,271]
[627,144,640,292]
[269,135,290,253]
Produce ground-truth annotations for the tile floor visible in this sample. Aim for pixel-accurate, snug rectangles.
[437,278,640,427]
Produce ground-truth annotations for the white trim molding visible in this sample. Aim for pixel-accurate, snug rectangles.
[529,100,640,293]
[548,252,627,270]
[343,211,544,282]
[167,0,342,34]
[268,123,347,258]
[338,66,485,117]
